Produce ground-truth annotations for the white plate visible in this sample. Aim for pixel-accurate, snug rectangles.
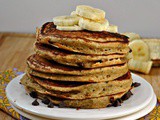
[11,104,50,120]
[6,73,154,120]
[114,94,157,120]
[11,94,157,120]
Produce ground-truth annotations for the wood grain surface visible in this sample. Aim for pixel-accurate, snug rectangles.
[0,32,159,120]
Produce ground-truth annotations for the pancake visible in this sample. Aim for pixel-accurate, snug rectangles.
[29,72,132,92]
[35,42,127,68]
[25,86,128,109]
[27,54,128,75]
[48,42,129,55]
[39,22,129,42]
[27,67,129,82]
[37,22,130,55]
[20,73,132,100]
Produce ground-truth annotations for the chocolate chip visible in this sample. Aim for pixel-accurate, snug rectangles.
[47,102,54,108]
[110,97,114,104]
[113,100,121,107]
[121,90,133,101]
[29,91,37,98]
[97,60,103,63]
[131,82,135,87]
[32,99,39,106]
[107,104,112,107]
[59,102,65,108]
[129,49,132,53]
[77,63,84,68]
[117,98,123,103]
[76,107,80,110]
[42,97,50,105]
[132,82,141,87]
[19,82,22,84]
[130,91,133,95]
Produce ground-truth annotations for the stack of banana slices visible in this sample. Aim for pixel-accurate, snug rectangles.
[124,32,160,74]
[53,5,118,32]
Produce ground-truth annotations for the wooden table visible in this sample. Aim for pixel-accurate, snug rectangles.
[0,33,159,120]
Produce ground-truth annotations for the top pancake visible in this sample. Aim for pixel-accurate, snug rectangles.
[37,22,130,55]
[40,22,129,42]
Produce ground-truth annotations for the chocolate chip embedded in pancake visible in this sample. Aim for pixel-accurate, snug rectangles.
[37,22,130,55]
[34,42,127,68]
[27,54,128,76]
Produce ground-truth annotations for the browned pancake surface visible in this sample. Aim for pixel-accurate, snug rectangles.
[40,22,129,43]
[27,54,128,75]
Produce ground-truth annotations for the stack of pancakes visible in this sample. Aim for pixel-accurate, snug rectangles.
[21,22,132,109]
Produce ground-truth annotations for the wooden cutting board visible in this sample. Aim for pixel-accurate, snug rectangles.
[0,33,35,71]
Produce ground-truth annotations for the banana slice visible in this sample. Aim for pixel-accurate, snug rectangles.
[71,10,108,23]
[129,40,150,61]
[122,32,140,41]
[56,25,83,31]
[142,39,160,60]
[53,16,80,26]
[76,5,105,21]
[71,11,79,17]
[128,59,152,74]
[106,25,118,33]
[79,18,109,31]
[126,53,133,60]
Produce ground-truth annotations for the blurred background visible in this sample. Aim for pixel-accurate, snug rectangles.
[0,0,160,37]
